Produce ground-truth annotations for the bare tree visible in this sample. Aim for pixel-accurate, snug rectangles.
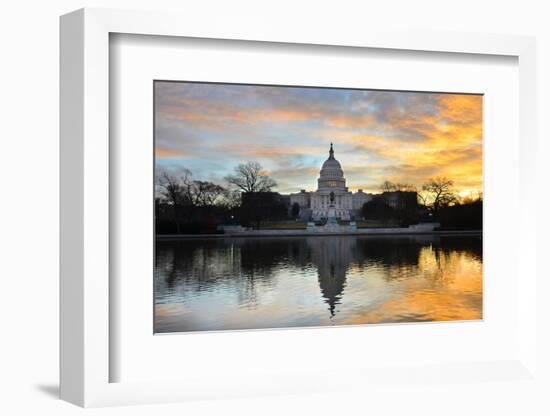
[380,180,416,192]
[156,170,193,232]
[477,190,483,202]
[157,170,225,206]
[224,161,277,193]
[219,189,242,209]
[421,177,457,214]
[157,170,192,205]
[380,180,396,192]
[396,183,416,192]
[191,180,225,207]
[417,191,428,207]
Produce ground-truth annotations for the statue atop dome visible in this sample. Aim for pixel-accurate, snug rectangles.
[329,142,335,160]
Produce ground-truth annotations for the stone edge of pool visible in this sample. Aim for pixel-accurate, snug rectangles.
[156,229,482,239]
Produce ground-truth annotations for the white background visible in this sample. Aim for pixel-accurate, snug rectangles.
[1,1,549,415]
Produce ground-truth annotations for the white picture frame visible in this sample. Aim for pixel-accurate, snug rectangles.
[60,8,538,407]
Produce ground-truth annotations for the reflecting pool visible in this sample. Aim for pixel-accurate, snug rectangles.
[154,234,482,333]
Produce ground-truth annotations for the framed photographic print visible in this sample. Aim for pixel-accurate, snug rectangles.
[60,8,538,408]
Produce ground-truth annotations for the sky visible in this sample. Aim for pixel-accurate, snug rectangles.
[155,81,482,197]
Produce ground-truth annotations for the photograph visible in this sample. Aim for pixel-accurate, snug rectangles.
[154,81,483,333]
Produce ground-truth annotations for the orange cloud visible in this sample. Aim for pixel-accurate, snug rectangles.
[158,99,376,130]
[156,148,188,159]
[155,82,483,196]
[326,114,376,129]
[336,95,483,194]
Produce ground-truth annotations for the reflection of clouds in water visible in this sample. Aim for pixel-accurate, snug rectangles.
[343,247,482,324]
[154,235,482,332]
[155,303,189,317]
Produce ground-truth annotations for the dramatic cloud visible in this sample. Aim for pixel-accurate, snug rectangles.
[155,81,482,195]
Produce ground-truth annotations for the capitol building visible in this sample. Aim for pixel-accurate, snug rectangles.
[289,144,372,221]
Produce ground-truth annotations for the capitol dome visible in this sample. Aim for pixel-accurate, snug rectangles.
[321,157,342,170]
[317,143,347,191]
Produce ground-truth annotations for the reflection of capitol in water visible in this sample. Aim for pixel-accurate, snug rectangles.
[154,235,483,332]
[306,237,356,317]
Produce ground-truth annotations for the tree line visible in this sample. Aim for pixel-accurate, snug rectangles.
[156,161,277,233]
[363,177,482,229]
[156,160,482,233]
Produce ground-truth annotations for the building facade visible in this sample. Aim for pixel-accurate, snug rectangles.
[290,144,373,221]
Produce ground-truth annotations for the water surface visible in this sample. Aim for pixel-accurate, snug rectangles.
[154,235,482,333]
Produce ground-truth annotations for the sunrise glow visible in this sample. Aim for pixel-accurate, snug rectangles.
[155,82,482,196]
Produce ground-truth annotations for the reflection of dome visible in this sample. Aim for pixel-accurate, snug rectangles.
[307,236,356,318]
[318,143,346,191]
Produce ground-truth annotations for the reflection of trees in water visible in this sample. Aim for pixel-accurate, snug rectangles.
[155,239,252,304]
[155,238,314,306]
[303,235,482,317]
[352,235,482,282]
[437,236,482,260]
[417,236,482,284]
[155,239,242,289]
[155,235,482,317]
[231,238,312,307]
[355,237,422,269]
[234,238,311,273]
